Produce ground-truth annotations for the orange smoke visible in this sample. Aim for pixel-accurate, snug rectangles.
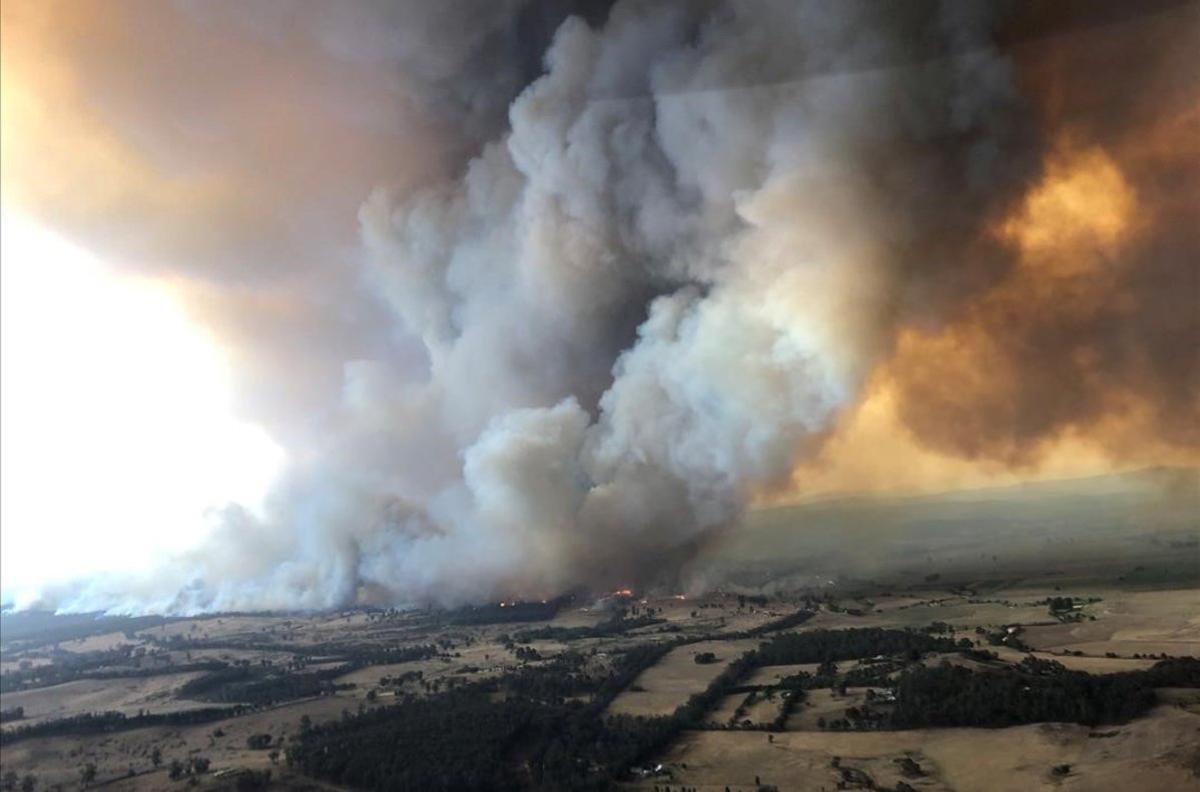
[999,143,1134,270]
[776,135,1199,502]
[891,142,1138,460]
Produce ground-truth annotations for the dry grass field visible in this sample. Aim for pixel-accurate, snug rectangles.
[709,690,787,727]
[0,694,354,790]
[782,687,884,731]
[1019,588,1200,658]
[56,632,133,654]
[648,704,1200,792]
[0,673,211,725]
[607,639,761,717]
[986,646,1158,673]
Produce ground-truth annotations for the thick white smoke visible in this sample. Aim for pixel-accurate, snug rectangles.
[51,0,1032,612]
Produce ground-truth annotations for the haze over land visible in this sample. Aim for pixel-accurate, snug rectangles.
[1,0,1197,612]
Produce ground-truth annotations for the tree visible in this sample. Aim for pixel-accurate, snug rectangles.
[268,749,280,765]
[19,776,35,792]
[246,733,273,750]
[79,764,97,786]
[151,747,162,768]
[2,771,17,791]
[168,760,184,781]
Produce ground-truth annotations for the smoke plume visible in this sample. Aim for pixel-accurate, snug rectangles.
[4,1,1196,611]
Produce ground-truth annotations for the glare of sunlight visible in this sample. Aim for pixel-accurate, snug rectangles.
[0,211,284,603]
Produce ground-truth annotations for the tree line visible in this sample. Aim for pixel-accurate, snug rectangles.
[890,657,1200,728]
[0,707,241,747]
[177,663,358,706]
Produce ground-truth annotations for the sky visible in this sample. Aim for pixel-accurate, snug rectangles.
[1,0,1196,611]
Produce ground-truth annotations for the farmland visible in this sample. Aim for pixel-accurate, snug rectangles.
[2,570,1197,790]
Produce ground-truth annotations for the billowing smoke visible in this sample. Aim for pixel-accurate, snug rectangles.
[6,1,1197,611]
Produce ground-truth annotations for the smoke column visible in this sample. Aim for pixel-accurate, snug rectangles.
[5,0,1196,612]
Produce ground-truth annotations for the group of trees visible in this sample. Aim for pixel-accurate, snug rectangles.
[246,733,274,750]
[0,646,223,695]
[177,663,357,705]
[512,613,664,643]
[1046,596,1076,613]
[499,650,607,703]
[754,628,964,666]
[739,631,1200,732]
[854,655,1200,730]
[0,610,169,649]
[674,650,759,729]
[722,609,815,639]
[1,770,37,791]
[378,669,423,688]
[0,707,239,747]
[167,756,211,780]
[441,597,569,626]
[679,631,955,734]
[726,683,805,731]
[686,628,1200,735]
[350,643,440,665]
[148,633,440,669]
[285,641,682,791]
[514,645,543,662]
[888,660,1192,728]
[1,644,445,748]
